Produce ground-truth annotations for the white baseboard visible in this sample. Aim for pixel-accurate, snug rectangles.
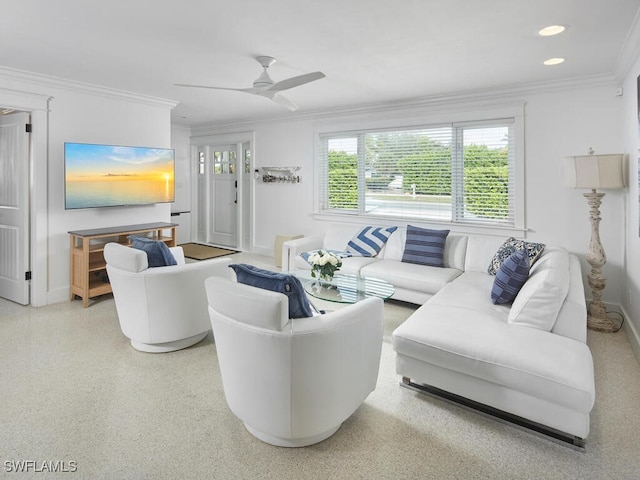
[252,245,274,257]
[47,287,73,306]
[620,305,640,367]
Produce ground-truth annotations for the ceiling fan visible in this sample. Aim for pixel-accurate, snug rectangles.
[175,56,325,111]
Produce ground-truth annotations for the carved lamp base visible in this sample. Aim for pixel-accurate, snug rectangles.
[587,312,622,333]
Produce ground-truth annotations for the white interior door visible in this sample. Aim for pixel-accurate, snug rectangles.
[209,147,238,247]
[0,111,30,305]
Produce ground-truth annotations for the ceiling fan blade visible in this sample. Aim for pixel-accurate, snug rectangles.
[267,72,325,92]
[174,83,257,94]
[269,93,299,111]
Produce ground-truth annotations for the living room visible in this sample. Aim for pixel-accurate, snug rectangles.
[1,1,640,478]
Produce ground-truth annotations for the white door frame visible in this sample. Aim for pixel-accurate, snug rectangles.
[190,131,254,252]
[0,88,52,307]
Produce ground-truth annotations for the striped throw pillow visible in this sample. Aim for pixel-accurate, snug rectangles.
[491,249,530,304]
[346,226,398,257]
[401,226,450,267]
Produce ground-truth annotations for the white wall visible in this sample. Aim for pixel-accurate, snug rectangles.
[524,85,625,305]
[189,79,626,306]
[0,68,176,305]
[622,53,640,355]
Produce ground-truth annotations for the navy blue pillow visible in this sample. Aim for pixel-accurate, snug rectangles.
[491,249,530,304]
[128,235,177,268]
[401,225,450,267]
[229,264,313,319]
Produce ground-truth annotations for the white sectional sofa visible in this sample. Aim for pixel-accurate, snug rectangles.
[282,223,595,447]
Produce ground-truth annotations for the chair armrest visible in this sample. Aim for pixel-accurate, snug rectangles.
[289,297,384,433]
[281,236,324,272]
[135,257,233,343]
[169,246,185,265]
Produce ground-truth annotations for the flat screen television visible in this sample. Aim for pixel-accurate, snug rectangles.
[64,142,175,209]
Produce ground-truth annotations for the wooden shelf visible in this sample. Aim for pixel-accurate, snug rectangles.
[69,222,177,307]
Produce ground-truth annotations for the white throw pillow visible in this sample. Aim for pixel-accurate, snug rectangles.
[508,247,570,331]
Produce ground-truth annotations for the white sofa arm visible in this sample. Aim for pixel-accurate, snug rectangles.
[281,235,323,272]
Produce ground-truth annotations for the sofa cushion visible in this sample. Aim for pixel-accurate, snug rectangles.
[463,235,508,273]
[488,237,545,275]
[507,247,570,331]
[300,249,352,264]
[293,253,379,275]
[128,235,177,267]
[322,224,362,251]
[392,305,595,412]
[427,271,510,319]
[361,259,462,296]
[229,264,313,319]
[491,249,530,304]
[552,254,588,343]
[346,226,398,257]
[401,225,450,267]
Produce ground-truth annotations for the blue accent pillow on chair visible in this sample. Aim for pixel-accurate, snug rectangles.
[401,225,450,267]
[229,264,313,319]
[491,249,530,304]
[128,235,177,268]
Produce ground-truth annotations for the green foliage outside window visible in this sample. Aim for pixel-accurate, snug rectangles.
[326,130,511,221]
[463,144,508,219]
[328,150,357,209]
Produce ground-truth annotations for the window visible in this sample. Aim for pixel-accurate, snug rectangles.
[213,150,236,174]
[319,119,517,228]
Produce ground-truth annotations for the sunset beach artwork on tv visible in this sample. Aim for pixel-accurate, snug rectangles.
[64,143,175,209]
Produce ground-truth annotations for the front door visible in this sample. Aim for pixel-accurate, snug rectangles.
[0,111,30,305]
[209,146,238,247]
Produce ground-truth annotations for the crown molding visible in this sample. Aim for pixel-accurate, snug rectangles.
[0,66,178,109]
[614,6,640,80]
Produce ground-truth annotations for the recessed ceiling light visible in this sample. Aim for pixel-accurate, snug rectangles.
[543,57,565,66]
[538,25,566,36]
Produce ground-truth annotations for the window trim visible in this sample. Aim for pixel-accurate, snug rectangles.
[313,103,526,235]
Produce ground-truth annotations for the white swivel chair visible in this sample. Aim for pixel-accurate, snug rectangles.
[104,242,232,353]
[205,275,384,447]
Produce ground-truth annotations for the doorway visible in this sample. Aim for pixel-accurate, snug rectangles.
[193,139,251,250]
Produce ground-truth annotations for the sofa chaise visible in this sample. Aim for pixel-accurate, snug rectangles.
[282,223,595,447]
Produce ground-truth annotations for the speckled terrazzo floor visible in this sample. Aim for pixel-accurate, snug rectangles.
[1,252,639,479]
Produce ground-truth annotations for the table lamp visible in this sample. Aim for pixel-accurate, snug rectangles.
[565,149,625,332]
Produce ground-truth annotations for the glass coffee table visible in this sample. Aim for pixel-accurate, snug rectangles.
[293,270,394,304]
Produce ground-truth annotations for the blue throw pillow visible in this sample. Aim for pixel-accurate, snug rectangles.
[491,249,530,304]
[401,225,450,267]
[346,226,398,257]
[128,235,177,268]
[229,264,313,319]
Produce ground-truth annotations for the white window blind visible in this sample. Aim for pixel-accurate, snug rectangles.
[319,119,516,227]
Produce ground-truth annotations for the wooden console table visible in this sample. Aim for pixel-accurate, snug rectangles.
[69,222,177,307]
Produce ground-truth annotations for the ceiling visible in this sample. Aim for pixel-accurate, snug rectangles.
[1,0,639,126]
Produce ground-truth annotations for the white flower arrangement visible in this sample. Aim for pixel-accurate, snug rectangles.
[308,250,342,282]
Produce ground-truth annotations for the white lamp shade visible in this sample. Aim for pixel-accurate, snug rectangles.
[564,154,626,189]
